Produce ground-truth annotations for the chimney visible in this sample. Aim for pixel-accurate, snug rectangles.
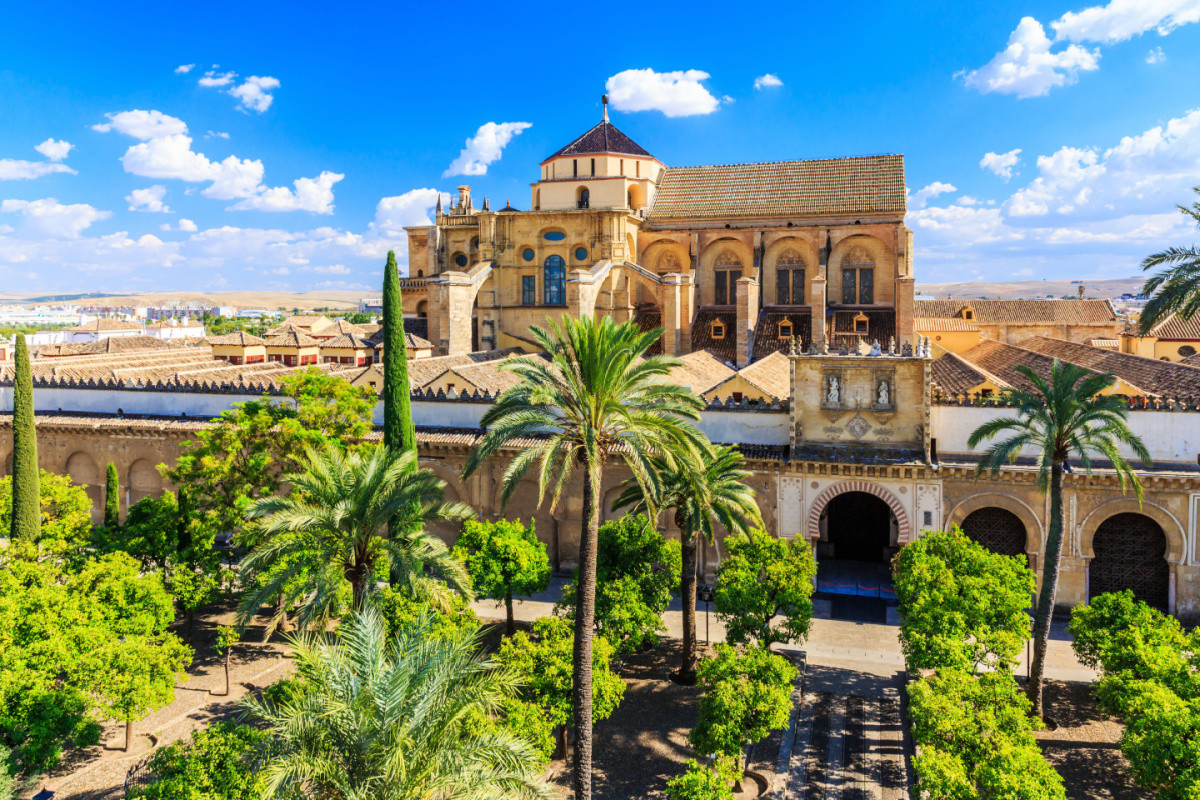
[602,93,609,123]
[1078,284,1085,300]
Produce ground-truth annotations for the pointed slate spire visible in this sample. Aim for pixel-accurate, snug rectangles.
[435,192,442,214]
[482,196,490,211]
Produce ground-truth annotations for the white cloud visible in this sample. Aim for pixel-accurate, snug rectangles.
[206,130,230,139]
[34,139,73,161]
[962,17,1100,98]
[1014,268,1035,277]
[126,185,171,213]
[301,263,351,274]
[753,74,784,89]
[0,160,75,180]
[1,198,111,238]
[369,188,446,237]
[160,218,198,232]
[980,149,1023,180]
[227,171,344,214]
[1051,0,1200,43]
[175,64,195,74]
[93,109,188,140]
[1147,46,1167,62]
[97,109,340,212]
[908,104,1200,282]
[229,76,280,113]
[443,122,531,177]
[199,70,236,87]
[908,182,957,209]
[605,69,720,117]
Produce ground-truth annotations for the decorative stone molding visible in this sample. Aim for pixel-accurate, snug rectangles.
[805,479,911,543]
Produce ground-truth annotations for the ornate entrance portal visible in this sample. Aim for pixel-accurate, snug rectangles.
[817,491,898,622]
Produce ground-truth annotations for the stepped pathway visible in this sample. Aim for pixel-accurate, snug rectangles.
[774,658,910,800]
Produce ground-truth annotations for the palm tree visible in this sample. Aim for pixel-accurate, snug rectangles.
[612,443,762,683]
[1137,185,1200,333]
[967,359,1150,718]
[461,315,704,800]
[238,443,475,636]
[243,606,553,800]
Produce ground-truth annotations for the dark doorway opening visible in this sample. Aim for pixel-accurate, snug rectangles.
[817,492,896,623]
[1090,513,1169,612]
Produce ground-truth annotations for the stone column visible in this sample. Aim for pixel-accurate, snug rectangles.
[896,276,915,348]
[736,276,759,368]
[658,274,689,356]
[810,277,827,349]
[438,273,477,356]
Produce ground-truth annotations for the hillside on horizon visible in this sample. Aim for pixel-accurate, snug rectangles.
[914,277,1146,301]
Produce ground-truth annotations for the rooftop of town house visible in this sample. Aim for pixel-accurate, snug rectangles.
[914,299,1118,325]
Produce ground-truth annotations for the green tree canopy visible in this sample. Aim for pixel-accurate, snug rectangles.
[910,670,1065,800]
[0,552,185,772]
[893,526,1033,673]
[557,514,681,655]
[452,518,550,635]
[104,463,119,527]
[714,529,816,648]
[690,644,796,773]
[89,633,192,751]
[497,616,625,752]
[128,721,278,800]
[243,607,552,799]
[9,333,38,543]
[1,471,93,567]
[371,585,478,641]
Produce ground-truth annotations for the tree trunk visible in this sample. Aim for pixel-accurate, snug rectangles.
[351,562,370,612]
[125,719,133,752]
[224,650,231,696]
[187,610,194,643]
[1028,459,1065,719]
[679,516,698,683]
[556,724,569,760]
[505,585,515,637]
[572,465,602,800]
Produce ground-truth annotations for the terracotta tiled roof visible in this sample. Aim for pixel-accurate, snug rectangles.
[731,351,791,400]
[1018,336,1200,397]
[406,348,523,389]
[405,332,433,349]
[951,340,1067,394]
[402,318,428,341]
[1182,353,1200,368]
[691,310,737,362]
[633,306,663,356]
[33,335,179,357]
[753,311,812,361]
[320,333,374,350]
[546,120,652,161]
[1088,338,1119,350]
[265,322,309,337]
[65,318,143,332]
[357,323,382,336]
[915,317,980,333]
[829,310,896,351]
[668,350,736,394]
[146,319,203,329]
[284,315,334,330]
[264,331,321,348]
[913,299,1118,325]
[931,352,999,394]
[207,332,266,346]
[1144,313,1200,340]
[327,319,367,335]
[650,155,906,221]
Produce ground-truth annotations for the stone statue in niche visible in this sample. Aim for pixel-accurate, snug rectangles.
[827,376,840,405]
[878,380,889,406]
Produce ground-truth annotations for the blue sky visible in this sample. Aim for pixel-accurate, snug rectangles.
[2,0,1199,294]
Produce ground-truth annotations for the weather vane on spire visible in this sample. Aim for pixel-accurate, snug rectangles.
[602,93,608,123]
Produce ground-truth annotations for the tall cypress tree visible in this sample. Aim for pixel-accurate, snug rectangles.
[10,333,40,541]
[383,249,416,457]
[104,462,120,527]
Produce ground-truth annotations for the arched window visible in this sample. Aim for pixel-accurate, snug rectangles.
[1179,345,1197,358]
[1090,513,1169,611]
[544,255,566,305]
[628,190,633,208]
[713,249,743,306]
[657,250,681,273]
[577,187,590,209]
[961,507,1026,558]
[841,245,875,305]
[776,248,806,305]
